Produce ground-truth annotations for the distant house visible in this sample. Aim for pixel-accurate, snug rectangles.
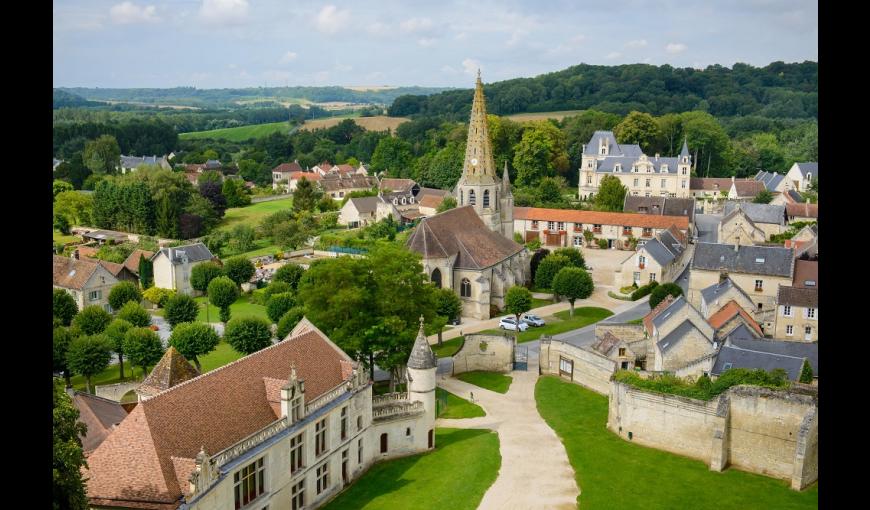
[785,201,818,223]
[271,161,304,191]
[785,162,818,193]
[320,174,379,200]
[122,249,155,277]
[618,225,689,287]
[720,202,788,241]
[416,187,451,216]
[773,259,818,342]
[288,171,322,192]
[699,277,757,321]
[339,196,381,228]
[150,243,217,295]
[81,229,131,246]
[379,178,419,195]
[754,170,787,193]
[53,255,120,311]
[118,155,171,174]
[622,195,695,226]
[690,176,766,201]
[591,331,638,370]
[712,333,817,382]
[707,300,764,338]
[646,296,716,374]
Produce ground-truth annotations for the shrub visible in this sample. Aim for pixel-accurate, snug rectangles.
[223,257,256,286]
[168,322,220,371]
[614,367,789,401]
[276,306,306,339]
[164,294,200,328]
[190,262,224,293]
[272,263,305,290]
[513,232,524,244]
[630,280,659,301]
[529,248,550,285]
[116,301,151,328]
[108,281,142,310]
[71,305,113,335]
[597,238,608,249]
[142,287,175,307]
[535,254,571,290]
[207,276,239,323]
[261,281,291,304]
[526,238,542,251]
[266,292,296,324]
[649,282,683,309]
[553,247,586,269]
[799,359,814,383]
[224,317,273,355]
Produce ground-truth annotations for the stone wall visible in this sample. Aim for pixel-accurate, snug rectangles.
[95,381,141,402]
[539,339,616,395]
[595,323,646,342]
[452,334,514,374]
[607,381,818,489]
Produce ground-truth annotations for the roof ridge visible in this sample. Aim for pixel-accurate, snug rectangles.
[724,344,806,361]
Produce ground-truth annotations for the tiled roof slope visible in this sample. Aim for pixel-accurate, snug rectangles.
[136,347,201,399]
[692,243,794,277]
[514,207,689,230]
[72,391,129,454]
[124,249,155,274]
[85,322,352,509]
[777,286,818,308]
[722,201,786,225]
[707,300,763,336]
[53,255,101,290]
[785,202,818,218]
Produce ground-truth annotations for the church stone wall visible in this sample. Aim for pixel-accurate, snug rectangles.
[452,334,514,375]
[539,339,616,395]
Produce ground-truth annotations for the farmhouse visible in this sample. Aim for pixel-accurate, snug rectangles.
[53,255,120,311]
[150,243,217,295]
[320,174,378,200]
[785,162,818,192]
[720,201,787,240]
[617,226,689,287]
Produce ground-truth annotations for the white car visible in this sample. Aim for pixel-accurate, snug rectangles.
[499,316,529,332]
[521,314,546,327]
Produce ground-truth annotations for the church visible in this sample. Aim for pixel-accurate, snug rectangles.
[407,72,529,320]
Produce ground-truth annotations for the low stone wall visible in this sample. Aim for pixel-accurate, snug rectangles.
[595,323,646,342]
[539,339,616,395]
[452,334,514,375]
[95,381,141,402]
[607,381,818,489]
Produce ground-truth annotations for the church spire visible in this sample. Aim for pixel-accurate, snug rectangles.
[460,71,497,181]
[502,160,512,195]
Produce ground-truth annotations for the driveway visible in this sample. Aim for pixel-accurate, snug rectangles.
[695,214,722,243]
[582,248,633,287]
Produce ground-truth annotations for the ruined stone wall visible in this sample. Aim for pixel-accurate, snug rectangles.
[539,339,616,395]
[452,334,514,374]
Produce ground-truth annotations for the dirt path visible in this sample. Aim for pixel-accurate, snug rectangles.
[437,352,579,510]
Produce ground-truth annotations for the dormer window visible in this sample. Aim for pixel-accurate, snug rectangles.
[660,165,668,173]
[410,197,415,204]
[614,164,621,173]
[683,156,688,163]
[401,197,406,205]
[393,198,398,205]
[632,166,637,172]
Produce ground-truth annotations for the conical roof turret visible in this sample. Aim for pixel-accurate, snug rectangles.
[502,160,512,195]
[680,137,690,158]
[460,71,497,183]
[407,316,437,370]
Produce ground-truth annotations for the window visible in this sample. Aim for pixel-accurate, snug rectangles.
[406,427,411,436]
[358,438,364,464]
[340,192,345,198]
[88,290,102,301]
[587,176,592,185]
[643,179,650,188]
[633,178,639,187]
[341,407,348,441]
[483,189,490,207]
[290,433,304,474]
[614,164,621,172]
[316,462,330,495]
[380,433,388,453]
[460,278,471,298]
[618,348,626,356]
[531,220,539,230]
[644,192,651,197]
[805,326,813,339]
[681,179,687,189]
[638,255,646,268]
[291,395,302,423]
[468,189,476,205]
[342,449,349,484]
[755,280,763,292]
[601,147,606,155]
[786,325,794,336]
[559,357,573,377]
[558,222,565,231]
[593,224,602,233]
[622,226,632,235]
[783,305,792,317]
[290,480,305,510]
[233,457,265,510]
[649,273,656,282]
[401,197,406,205]
[392,198,398,205]
[661,179,666,188]
[315,418,327,457]
[682,166,687,173]
[806,308,816,319]
[661,165,668,173]
[642,228,653,237]
[573,223,582,232]
[548,221,556,231]
[357,415,363,431]
[633,272,641,284]
[573,236,583,247]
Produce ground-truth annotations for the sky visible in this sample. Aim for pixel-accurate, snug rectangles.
[53,0,818,89]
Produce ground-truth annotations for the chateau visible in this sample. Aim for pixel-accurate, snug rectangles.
[578,131,693,200]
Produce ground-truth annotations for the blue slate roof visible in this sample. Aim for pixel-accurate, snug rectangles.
[700,278,752,308]
[727,336,818,375]
[651,296,688,332]
[657,318,710,354]
[794,162,818,179]
[754,171,785,191]
[722,202,786,225]
[641,238,677,267]
[692,243,794,278]
[712,336,817,381]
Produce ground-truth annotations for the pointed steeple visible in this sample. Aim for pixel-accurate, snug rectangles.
[407,315,437,369]
[460,71,497,183]
[680,137,690,158]
[502,160,512,195]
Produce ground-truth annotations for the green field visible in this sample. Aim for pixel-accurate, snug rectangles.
[455,371,513,394]
[179,121,294,141]
[323,428,500,510]
[195,295,268,323]
[54,230,80,245]
[530,297,554,309]
[217,197,294,232]
[436,387,486,419]
[535,376,818,509]
[220,239,282,261]
[431,337,464,358]
[483,307,613,343]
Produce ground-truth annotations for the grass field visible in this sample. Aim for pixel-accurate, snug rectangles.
[436,387,486,419]
[323,428,500,510]
[483,307,613,343]
[505,110,585,122]
[455,371,513,394]
[530,297,554,309]
[217,197,294,232]
[432,337,464,358]
[54,230,80,245]
[194,295,268,323]
[535,376,818,509]
[179,121,293,141]
[300,115,408,132]
[220,239,282,261]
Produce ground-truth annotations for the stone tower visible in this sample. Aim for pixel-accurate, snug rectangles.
[406,316,437,450]
[454,70,512,239]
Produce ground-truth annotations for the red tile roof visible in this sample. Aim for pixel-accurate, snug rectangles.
[792,260,818,288]
[707,300,763,336]
[272,162,304,173]
[290,171,322,181]
[85,319,353,509]
[72,391,129,454]
[643,295,675,335]
[54,256,103,290]
[690,178,765,197]
[124,249,156,274]
[785,202,818,218]
[514,207,689,231]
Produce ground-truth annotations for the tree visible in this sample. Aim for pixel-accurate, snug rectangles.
[198,181,227,218]
[155,195,179,238]
[535,254,571,290]
[107,281,142,311]
[594,175,627,212]
[123,327,165,375]
[53,326,75,387]
[434,288,463,345]
[266,292,296,323]
[229,224,255,254]
[54,289,79,326]
[753,189,774,204]
[649,282,684,309]
[168,322,219,372]
[53,379,89,510]
[436,196,457,213]
[276,307,305,339]
[680,111,732,177]
[71,305,112,335]
[293,177,322,213]
[66,334,112,393]
[55,190,94,226]
[537,177,565,205]
[799,359,814,383]
[504,286,532,342]
[208,276,239,323]
[53,179,74,200]
[223,257,256,286]
[116,301,151,328]
[513,128,553,187]
[83,134,121,175]
[614,111,663,154]
[553,247,586,269]
[371,136,414,175]
[223,178,251,207]
[273,263,305,290]
[552,267,594,316]
[164,294,200,329]
[191,261,224,293]
[138,254,153,289]
[104,319,133,379]
[529,248,550,285]
[261,281,291,303]
[54,212,71,235]
[224,317,273,355]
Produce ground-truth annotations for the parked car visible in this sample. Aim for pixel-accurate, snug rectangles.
[521,314,546,327]
[499,316,529,332]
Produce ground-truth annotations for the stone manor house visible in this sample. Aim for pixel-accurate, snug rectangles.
[83,319,437,510]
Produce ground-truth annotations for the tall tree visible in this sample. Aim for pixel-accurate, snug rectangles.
[552,267,594,316]
[207,276,239,323]
[104,319,133,379]
[168,322,220,372]
[594,175,627,212]
[83,134,121,175]
[190,261,224,293]
[71,305,112,335]
[614,111,663,154]
[107,281,142,311]
[54,289,79,326]
[53,326,75,388]
[371,136,414,176]
[224,317,273,355]
[66,334,112,393]
[55,190,94,227]
[292,177,322,213]
[504,286,532,343]
[223,257,256,286]
[272,263,305,290]
[155,195,179,238]
[433,288,463,345]
[116,301,151,328]
[163,294,200,329]
[123,327,165,375]
[53,379,89,510]
[138,254,153,289]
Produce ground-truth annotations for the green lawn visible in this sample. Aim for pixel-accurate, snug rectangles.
[455,371,512,394]
[323,428,500,510]
[53,230,80,245]
[535,376,818,509]
[484,307,613,343]
[530,297,554,309]
[431,337,464,358]
[179,121,293,141]
[194,295,268,323]
[220,238,282,261]
[627,317,644,325]
[198,341,245,372]
[436,387,486,419]
[217,197,294,232]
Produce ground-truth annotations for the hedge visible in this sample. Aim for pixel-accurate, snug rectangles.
[630,280,659,301]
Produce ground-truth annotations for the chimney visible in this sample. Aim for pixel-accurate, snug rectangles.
[655,153,659,161]
[731,175,735,183]
[734,236,740,252]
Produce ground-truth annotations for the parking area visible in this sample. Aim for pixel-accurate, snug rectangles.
[581,248,633,287]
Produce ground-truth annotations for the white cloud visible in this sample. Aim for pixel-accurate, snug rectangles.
[400,17,433,33]
[280,51,298,64]
[666,42,688,54]
[461,58,480,76]
[418,38,436,47]
[625,39,647,48]
[315,5,350,34]
[199,0,249,27]
[606,52,622,59]
[109,2,159,24]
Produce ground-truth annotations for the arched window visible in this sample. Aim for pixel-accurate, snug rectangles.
[483,189,490,207]
[468,189,476,205]
[431,268,442,288]
[460,278,471,297]
[380,433,388,453]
